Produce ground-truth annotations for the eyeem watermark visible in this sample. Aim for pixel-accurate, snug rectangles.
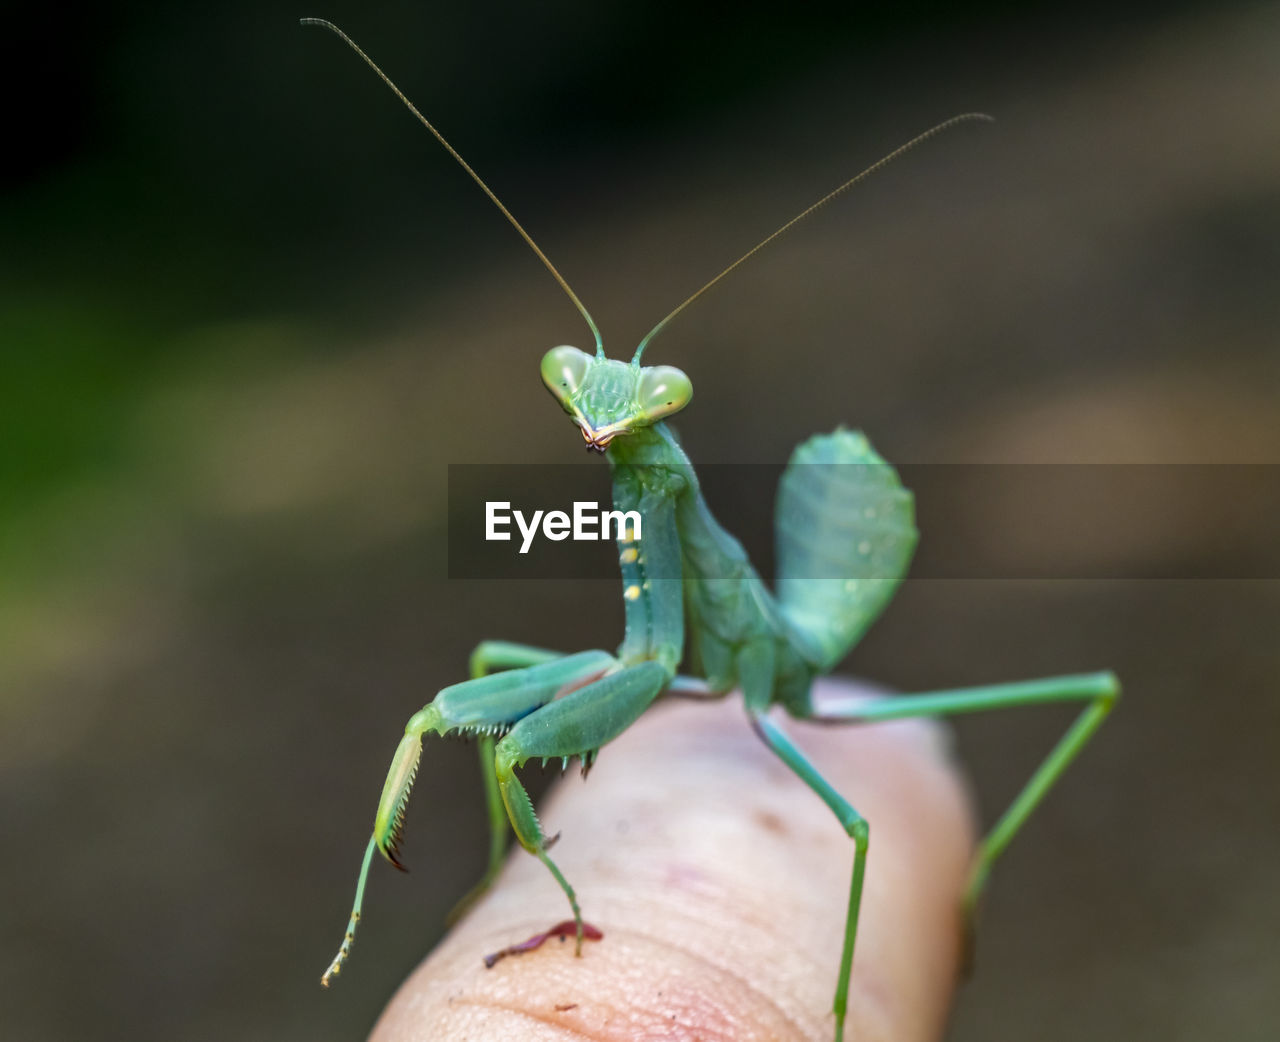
[486,501,642,554]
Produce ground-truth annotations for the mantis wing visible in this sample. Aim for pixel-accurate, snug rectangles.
[775,429,918,670]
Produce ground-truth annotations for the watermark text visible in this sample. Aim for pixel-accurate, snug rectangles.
[485,501,642,554]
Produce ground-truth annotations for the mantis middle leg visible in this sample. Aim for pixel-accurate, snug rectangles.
[737,639,870,1042]
[750,711,869,1042]
[449,641,567,924]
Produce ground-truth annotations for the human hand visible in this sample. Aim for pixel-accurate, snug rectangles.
[370,678,975,1041]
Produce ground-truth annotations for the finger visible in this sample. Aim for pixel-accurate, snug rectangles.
[370,678,976,1042]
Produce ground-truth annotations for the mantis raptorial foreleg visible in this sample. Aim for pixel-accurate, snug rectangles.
[492,659,672,949]
[452,646,763,944]
[458,649,718,924]
[321,648,616,986]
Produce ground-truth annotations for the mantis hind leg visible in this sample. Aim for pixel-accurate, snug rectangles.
[806,671,1120,919]
[320,647,616,985]
[493,659,671,952]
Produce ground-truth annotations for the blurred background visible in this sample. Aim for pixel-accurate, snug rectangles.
[3,2,1278,1040]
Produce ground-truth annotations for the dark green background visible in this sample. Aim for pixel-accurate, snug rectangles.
[3,3,1278,1040]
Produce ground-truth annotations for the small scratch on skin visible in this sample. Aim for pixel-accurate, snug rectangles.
[452,997,609,1042]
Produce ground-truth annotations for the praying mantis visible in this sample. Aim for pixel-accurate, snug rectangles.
[304,19,1120,1041]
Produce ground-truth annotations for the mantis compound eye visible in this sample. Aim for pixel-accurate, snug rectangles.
[636,365,692,422]
[540,345,592,407]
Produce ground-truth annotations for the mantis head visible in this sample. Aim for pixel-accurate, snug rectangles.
[297,19,986,459]
[541,346,692,452]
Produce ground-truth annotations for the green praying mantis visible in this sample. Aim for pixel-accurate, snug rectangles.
[304,19,1120,1041]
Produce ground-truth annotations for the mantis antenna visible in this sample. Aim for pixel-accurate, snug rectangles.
[632,111,994,363]
[300,18,606,357]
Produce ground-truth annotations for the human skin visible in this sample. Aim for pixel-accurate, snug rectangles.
[369,678,976,1042]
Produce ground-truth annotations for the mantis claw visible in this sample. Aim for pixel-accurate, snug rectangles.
[320,836,377,989]
[320,914,357,988]
[374,731,423,870]
[320,721,431,986]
